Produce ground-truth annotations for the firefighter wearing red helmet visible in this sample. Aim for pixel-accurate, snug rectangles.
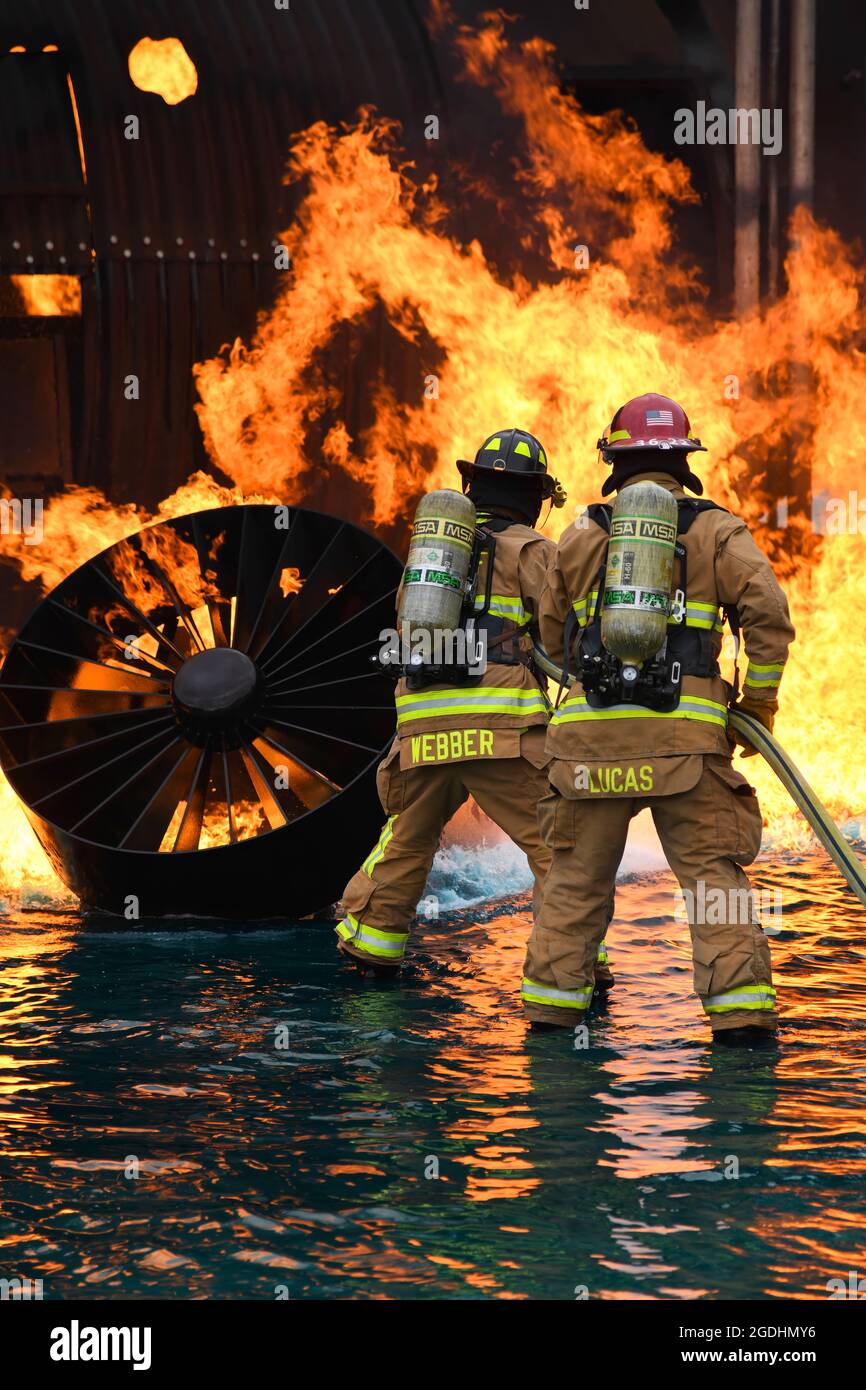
[522,393,795,1044]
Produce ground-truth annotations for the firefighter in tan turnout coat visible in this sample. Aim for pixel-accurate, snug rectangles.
[336,429,604,977]
[522,394,795,1043]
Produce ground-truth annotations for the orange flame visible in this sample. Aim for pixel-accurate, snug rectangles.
[192,15,866,836]
[128,36,198,106]
[279,566,302,598]
[10,275,81,316]
[1,11,864,900]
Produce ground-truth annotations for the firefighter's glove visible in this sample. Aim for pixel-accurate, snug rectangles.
[727,698,775,759]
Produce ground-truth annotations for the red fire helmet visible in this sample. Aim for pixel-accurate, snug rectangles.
[597,393,706,456]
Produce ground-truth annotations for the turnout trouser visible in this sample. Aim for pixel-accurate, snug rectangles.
[522,755,776,1033]
[336,742,553,966]
[337,731,615,976]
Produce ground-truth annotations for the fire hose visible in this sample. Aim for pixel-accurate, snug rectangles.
[532,640,866,910]
[727,709,866,908]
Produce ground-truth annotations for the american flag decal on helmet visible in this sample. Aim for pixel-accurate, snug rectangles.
[645,409,674,426]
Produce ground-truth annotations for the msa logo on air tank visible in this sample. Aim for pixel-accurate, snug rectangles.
[604,588,670,611]
[403,566,462,590]
[611,518,677,544]
[412,517,474,547]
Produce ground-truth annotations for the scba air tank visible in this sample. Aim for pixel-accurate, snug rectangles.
[600,481,678,667]
[397,490,476,640]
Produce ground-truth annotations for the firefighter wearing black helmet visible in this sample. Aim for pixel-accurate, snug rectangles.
[456,428,567,505]
[335,429,617,983]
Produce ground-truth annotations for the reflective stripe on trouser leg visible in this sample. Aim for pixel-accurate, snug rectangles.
[362,815,398,876]
[703,983,777,1015]
[336,913,409,961]
[338,763,466,966]
[597,939,609,965]
[520,978,593,1009]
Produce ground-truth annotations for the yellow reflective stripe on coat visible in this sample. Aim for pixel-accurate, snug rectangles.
[573,593,721,631]
[474,592,529,623]
[551,696,729,728]
[362,815,397,876]
[669,601,724,632]
[520,977,593,1009]
[336,913,408,960]
[744,661,785,690]
[703,983,777,1014]
[396,687,549,724]
[571,590,599,626]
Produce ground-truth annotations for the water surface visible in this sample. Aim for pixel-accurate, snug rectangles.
[1,846,865,1300]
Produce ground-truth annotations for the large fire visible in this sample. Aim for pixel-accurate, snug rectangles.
[1,11,864,903]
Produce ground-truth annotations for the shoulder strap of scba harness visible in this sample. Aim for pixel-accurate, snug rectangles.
[562,498,742,697]
[586,497,723,535]
[472,515,538,666]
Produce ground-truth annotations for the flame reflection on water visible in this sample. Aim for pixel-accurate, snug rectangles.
[0,843,865,1299]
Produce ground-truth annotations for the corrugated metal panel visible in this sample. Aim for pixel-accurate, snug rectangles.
[0,0,444,267]
[0,53,91,272]
[0,0,445,501]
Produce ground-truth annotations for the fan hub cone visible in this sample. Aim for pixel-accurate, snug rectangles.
[172,647,259,738]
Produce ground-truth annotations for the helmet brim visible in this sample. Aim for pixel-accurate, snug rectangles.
[598,438,706,454]
[457,459,556,496]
